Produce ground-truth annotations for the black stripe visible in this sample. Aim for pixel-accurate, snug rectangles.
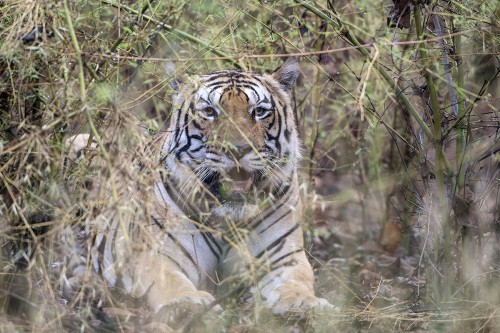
[222,86,235,94]
[255,223,300,259]
[242,83,260,92]
[192,119,203,130]
[190,134,203,141]
[260,96,270,104]
[175,110,192,160]
[280,100,288,138]
[252,75,263,84]
[206,79,232,87]
[206,78,260,87]
[206,84,223,91]
[248,185,293,230]
[206,156,221,163]
[199,232,221,262]
[203,229,223,253]
[173,101,186,142]
[257,210,291,235]
[190,145,204,153]
[270,259,297,271]
[207,231,225,252]
[265,112,282,152]
[240,89,250,101]
[267,112,276,129]
[284,128,291,141]
[275,111,282,152]
[250,87,265,104]
[163,253,190,277]
[157,177,221,263]
[281,101,292,141]
[152,216,164,229]
[263,143,274,152]
[227,73,248,79]
[158,176,197,219]
[187,216,223,259]
[273,183,291,198]
[270,249,303,266]
[166,232,199,270]
[202,71,244,83]
[162,173,199,219]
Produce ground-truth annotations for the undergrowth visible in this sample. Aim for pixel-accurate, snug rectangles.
[1,0,499,332]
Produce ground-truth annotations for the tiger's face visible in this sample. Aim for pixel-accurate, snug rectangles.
[165,59,301,219]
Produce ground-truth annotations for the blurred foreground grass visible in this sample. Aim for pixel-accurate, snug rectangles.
[1,0,499,332]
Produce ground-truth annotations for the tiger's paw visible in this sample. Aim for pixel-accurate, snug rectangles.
[272,293,334,317]
[155,290,222,326]
[261,284,335,317]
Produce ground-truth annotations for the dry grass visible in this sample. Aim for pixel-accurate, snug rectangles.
[1,0,499,332]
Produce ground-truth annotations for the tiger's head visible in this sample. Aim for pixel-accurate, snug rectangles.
[164,58,301,220]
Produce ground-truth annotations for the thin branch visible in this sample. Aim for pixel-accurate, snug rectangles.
[452,16,466,189]
[79,27,477,63]
[442,67,500,139]
[63,0,86,101]
[96,0,154,75]
[294,0,434,141]
[432,14,458,117]
[100,0,241,68]
[414,3,445,192]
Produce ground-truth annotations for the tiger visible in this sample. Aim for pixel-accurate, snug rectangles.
[64,57,331,320]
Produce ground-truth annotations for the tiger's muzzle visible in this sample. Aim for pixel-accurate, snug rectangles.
[220,167,254,202]
[203,146,265,204]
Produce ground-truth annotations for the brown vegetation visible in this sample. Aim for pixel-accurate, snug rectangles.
[1,0,499,332]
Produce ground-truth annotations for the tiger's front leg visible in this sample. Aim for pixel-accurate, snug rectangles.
[123,216,220,319]
[256,246,331,315]
[223,222,331,316]
[130,252,217,314]
[255,226,331,315]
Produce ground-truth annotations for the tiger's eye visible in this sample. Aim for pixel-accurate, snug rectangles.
[254,107,269,118]
[203,107,217,118]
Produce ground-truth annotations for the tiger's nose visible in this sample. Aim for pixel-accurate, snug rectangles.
[233,144,252,160]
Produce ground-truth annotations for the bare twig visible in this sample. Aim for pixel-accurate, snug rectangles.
[452,16,466,190]
[63,0,86,101]
[294,0,434,142]
[432,14,458,117]
[100,0,241,68]
[413,3,445,193]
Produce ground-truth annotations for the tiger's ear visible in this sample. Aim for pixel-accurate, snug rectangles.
[166,60,186,91]
[272,57,300,92]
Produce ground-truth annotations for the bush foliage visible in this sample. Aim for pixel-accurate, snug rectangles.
[1,0,499,332]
